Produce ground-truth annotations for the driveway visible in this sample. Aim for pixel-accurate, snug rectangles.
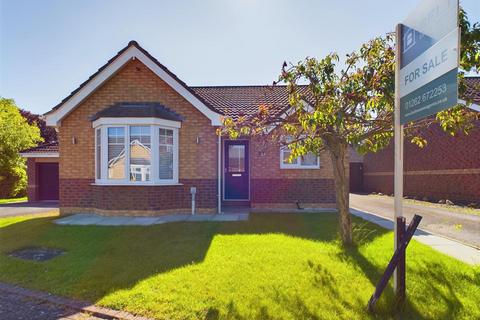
[350,193,480,248]
[0,201,58,218]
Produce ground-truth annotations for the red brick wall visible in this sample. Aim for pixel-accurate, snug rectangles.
[248,135,338,208]
[363,121,480,202]
[60,179,217,215]
[56,58,339,214]
[251,179,335,205]
[58,59,219,215]
[26,158,37,201]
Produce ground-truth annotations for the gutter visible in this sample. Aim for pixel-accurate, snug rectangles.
[217,133,222,214]
[19,152,59,158]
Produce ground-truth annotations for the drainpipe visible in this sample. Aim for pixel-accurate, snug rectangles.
[217,133,222,214]
[190,187,196,215]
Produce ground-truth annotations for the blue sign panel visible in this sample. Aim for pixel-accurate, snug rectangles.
[401,25,434,68]
[400,68,458,124]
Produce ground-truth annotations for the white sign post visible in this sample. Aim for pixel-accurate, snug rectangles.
[394,0,459,293]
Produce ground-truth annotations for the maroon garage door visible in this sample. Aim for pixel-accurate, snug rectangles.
[37,163,59,200]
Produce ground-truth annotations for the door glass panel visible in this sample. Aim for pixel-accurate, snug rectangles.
[228,145,245,173]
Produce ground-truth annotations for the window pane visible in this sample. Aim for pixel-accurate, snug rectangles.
[282,149,297,164]
[228,145,245,172]
[130,126,151,181]
[159,128,173,179]
[301,152,318,166]
[108,127,125,179]
[96,129,101,179]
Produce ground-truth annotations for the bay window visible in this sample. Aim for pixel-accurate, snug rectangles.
[93,119,179,185]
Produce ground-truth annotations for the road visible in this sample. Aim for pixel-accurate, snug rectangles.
[0,201,58,218]
[350,193,480,248]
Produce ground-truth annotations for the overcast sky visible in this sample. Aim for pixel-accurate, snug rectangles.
[1,0,479,114]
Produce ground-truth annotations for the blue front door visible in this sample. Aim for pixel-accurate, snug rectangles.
[224,140,249,200]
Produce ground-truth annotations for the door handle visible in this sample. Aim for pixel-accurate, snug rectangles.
[232,174,242,177]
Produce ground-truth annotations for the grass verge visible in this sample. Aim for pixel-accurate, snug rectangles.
[0,213,479,319]
[370,194,480,217]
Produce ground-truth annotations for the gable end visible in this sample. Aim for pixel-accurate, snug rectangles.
[45,41,223,126]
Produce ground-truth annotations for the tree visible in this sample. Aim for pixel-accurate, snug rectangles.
[222,10,479,245]
[0,98,43,198]
[20,109,57,143]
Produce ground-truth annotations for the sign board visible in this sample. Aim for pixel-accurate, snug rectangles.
[392,0,459,295]
[399,0,459,124]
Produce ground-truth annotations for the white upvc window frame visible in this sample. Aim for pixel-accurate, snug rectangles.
[280,147,320,169]
[93,118,180,186]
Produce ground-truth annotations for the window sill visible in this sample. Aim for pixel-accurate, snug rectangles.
[92,182,183,186]
[280,166,321,170]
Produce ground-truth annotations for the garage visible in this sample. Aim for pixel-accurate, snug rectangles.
[20,142,60,202]
[37,162,59,200]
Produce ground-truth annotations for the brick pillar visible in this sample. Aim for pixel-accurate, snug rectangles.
[26,158,38,201]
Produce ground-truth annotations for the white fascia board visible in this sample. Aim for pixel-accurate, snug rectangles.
[92,117,182,129]
[19,152,59,158]
[46,46,223,126]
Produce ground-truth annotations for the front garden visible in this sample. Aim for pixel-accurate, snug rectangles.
[0,212,479,319]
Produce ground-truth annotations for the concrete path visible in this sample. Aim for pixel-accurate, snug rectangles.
[350,193,480,248]
[350,208,480,265]
[0,201,58,218]
[55,213,249,226]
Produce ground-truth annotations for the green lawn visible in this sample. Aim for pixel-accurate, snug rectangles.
[0,196,27,204]
[0,213,479,320]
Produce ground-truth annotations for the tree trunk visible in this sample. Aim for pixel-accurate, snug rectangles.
[328,143,352,246]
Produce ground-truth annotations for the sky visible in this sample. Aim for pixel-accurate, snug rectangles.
[1,0,479,115]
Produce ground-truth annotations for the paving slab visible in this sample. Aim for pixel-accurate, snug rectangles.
[154,214,190,223]
[65,215,104,226]
[95,216,137,226]
[128,217,162,225]
[55,214,100,225]
[212,214,247,221]
[54,213,249,226]
[187,214,215,221]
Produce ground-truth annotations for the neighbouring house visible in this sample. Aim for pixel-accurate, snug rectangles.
[349,147,364,193]
[20,41,338,215]
[362,77,480,203]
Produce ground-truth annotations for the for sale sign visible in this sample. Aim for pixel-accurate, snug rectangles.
[399,0,459,124]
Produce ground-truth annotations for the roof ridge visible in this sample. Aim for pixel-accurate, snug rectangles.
[191,85,282,88]
[191,84,311,89]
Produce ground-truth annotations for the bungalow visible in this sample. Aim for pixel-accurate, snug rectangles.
[20,41,337,215]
